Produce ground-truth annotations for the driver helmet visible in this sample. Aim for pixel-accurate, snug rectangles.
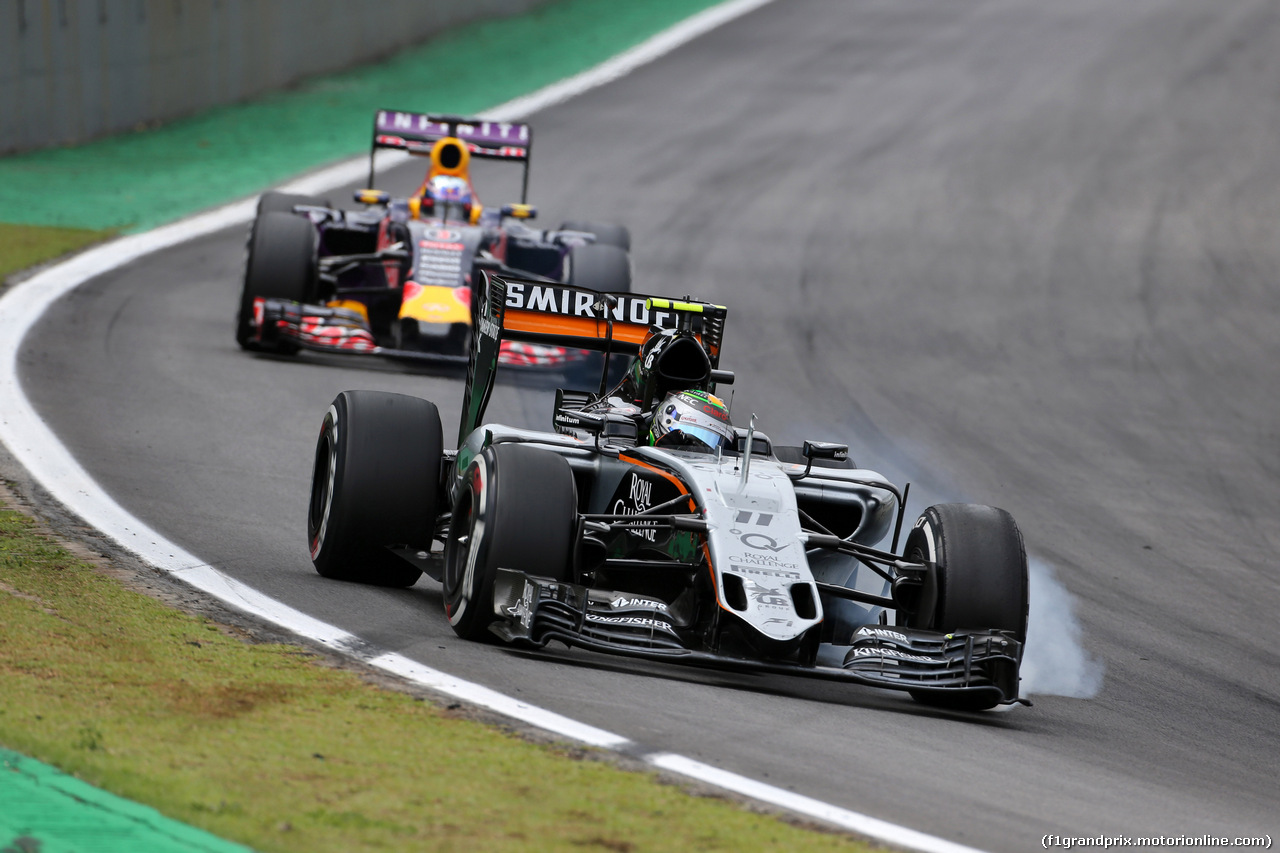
[649,390,734,452]
[425,175,473,220]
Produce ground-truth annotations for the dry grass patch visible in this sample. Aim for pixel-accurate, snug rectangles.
[0,222,115,280]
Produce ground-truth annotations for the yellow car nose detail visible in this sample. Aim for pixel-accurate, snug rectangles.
[326,299,370,321]
[398,283,470,325]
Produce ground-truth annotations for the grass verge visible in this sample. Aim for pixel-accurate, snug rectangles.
[0,223,116,280]
[0,490,871,853]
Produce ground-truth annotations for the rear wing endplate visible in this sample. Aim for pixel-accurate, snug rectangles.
[459,272,728,444]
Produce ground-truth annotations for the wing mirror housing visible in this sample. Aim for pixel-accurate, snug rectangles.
[787,440,850,481]
[501,203,537,220]
[553,408,638,442]
[354,189,390,206]
[803,440,848,462]
[554,409,604,434]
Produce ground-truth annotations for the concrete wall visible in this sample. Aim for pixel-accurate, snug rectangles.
[0,0,549,154]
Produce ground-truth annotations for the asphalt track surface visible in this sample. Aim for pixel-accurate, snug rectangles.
[17,1,1280,849]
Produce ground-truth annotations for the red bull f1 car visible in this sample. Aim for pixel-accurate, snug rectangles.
[304,273,1031,710]
[236,110,632,372]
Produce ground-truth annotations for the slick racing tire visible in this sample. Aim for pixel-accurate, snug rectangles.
[568,351,633,394]
[567,351,632,395]
[308,391,442,587]
[559,219,631,251]
[257,191,331,215]
[236,211,318,353]
[901,503,1028,711]
[442,444,576,641]
[564,242,633,391]
[566,243,632,293]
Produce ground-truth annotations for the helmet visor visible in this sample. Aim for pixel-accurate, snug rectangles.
[658,423,732,452]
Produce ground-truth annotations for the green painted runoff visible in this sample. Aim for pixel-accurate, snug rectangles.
[0,0,724,233]
[0,749,253,853]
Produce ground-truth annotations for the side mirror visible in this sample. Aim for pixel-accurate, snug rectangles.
[501,203,537,220]
[354,189,390,206]
[554,409,604,434]
[553,407,637,443]
[786,440,850,481]
[803,440,848,462]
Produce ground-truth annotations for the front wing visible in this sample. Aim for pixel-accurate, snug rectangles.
[490,569,1025,706]
[248,297,587,367]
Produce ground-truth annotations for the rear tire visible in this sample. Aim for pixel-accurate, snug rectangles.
[257,191,331,215]
[442,444,577,641]
[566,242,631,293]
[308,391,442,587]
[560,219,630,251]
[901,503,1028,710]
[237,211,318,353]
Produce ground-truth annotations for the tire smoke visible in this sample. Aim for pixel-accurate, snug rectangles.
[1020,557,1105,698]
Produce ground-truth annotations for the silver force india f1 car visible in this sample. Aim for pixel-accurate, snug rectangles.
[306,274,1031,710]
[237,110,631,369]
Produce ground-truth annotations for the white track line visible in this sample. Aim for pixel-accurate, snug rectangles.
[650,754,987,853]
[0,3,989,851]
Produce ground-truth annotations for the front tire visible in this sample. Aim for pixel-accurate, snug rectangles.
[901,503,1028,710]
[257,191,331,215]
[308,391,442,587]
[566,243,631,293]
[564,243,633,390]
[237,211,318,353]
[559,219,631,251]
[442,444,577,641]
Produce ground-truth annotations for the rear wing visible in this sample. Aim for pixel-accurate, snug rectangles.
[459,272,728,444]
[368,110,533,200]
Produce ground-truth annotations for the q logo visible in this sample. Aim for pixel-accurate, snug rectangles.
[739,533,788,552]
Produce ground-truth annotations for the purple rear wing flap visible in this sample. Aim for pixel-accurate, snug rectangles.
[373,109,531,160]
